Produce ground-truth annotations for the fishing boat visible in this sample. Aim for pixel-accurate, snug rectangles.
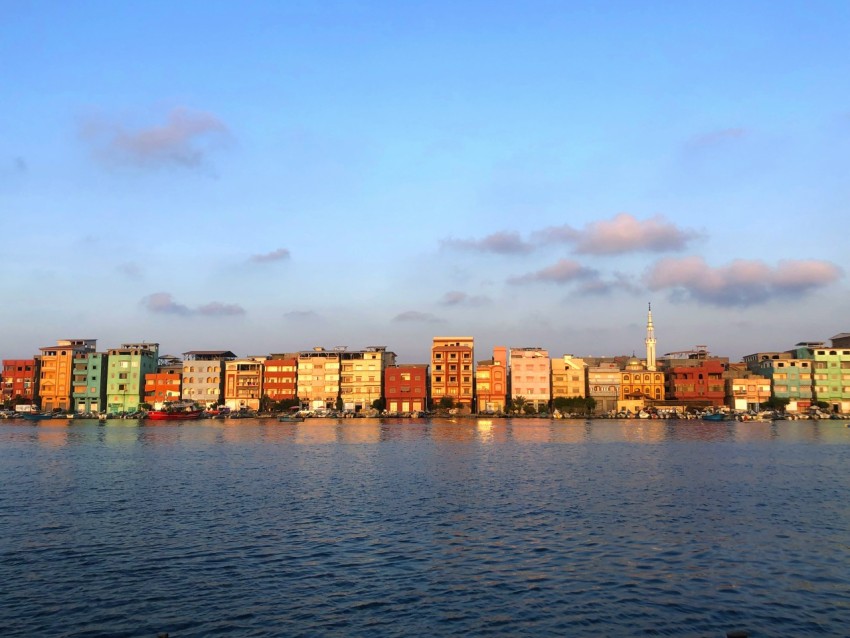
[21,412,54,421]
[702,412,728,422]
[146,401,203,421]
[277,415,305,422]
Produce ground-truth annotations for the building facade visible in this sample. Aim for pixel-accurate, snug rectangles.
[224,357,266,410]
[431,337,474,411]
[144,358,183,409]
[551,355,586,400]
[297,348,341,411]
[744,351,813,413]
[619,356,665,412]
[729,373,771,412]
[263,355,298,404]
[665,360,726,408]
[340,346,397,413]
[106,343,159,414]
[385,364,429,413]
[72,351,108,413]
[182,351,236,407]
[587,362,621,414]
[475,346,507,413]
[509,347,551,411]
[2,359,37,405]
[38,339,97,412]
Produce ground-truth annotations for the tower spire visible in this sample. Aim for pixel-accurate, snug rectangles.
[645,302,657,371]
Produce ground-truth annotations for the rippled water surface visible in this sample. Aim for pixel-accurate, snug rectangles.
[2,418,850,637]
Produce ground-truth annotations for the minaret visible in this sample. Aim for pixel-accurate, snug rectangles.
[645,302,657,371]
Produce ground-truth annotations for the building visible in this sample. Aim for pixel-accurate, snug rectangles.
[144,356,183,410]
[744,351,813,413]
[263,354,299,404]
[72,350,108,413]
[619,356,665,413]
[728,370,771,412]
[182,351,236,407]
[2,359,37,405]
[475,346,507,413]
[385,364,429,413]
[340,346,397,413]
[665,359,726,408]
[297,347,341,411]
[431,337,474,411]
[106,343,159,414]
[830,333,850,349]
[38,339,97,412]
[790,342,850,414]
[509,347,551,411]
[587,362,621,414]
[551,355,586,400]
[224,357,266,410]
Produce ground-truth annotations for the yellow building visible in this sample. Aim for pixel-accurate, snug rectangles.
[38,339,97,412]
[297,347,341,411]
[551,355,586,399]
[619,356,665,413]
[476,346,507,413]
[340,346,397,413]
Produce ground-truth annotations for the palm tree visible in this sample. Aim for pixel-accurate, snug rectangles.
[510,395,528,415]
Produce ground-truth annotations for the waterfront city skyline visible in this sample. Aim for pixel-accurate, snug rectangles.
[3,2,849,363]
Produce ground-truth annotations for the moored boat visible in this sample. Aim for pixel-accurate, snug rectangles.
[145,401,204,421]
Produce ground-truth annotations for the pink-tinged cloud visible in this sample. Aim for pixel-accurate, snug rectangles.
[574,213,699,255]
[532,214,699,255]
[196,301,246,316]
[392,310,444,323]
[440,291,491,306]
[577,272,642,296]
[646,257,843,306]
[142,292,245,316]
[82,107,230,168]
[142,292,191,315]
[508,259,598,285]
[441,231,533,255]
[250,248,290,263]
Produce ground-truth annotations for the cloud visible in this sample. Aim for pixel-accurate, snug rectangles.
[440,290,491,306]
[196,301,246,316]
[250,248,291,264]
[531,214,699,255]
[441,231,533,255]
[284,310,321,321]
[392,310,444,323]
[508,259,598,285]
[81,106,230,169]
[686,127,747,149]
[576,272,642,296]
[646,257,843,306]
[118,262,143,280]
[142,292,245,316]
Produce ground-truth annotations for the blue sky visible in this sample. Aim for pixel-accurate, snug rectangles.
[2,1,849,363]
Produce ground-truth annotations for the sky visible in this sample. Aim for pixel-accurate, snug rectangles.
[2,1,849,364]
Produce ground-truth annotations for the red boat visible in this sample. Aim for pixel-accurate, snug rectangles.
[145,401,204,421]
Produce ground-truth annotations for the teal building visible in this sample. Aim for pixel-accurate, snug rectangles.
[106,342,160,414]
[72,351,108,413]
[743,351,813,412]
[789,341,850,414]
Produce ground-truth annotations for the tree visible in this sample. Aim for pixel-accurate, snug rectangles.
[259,394,275,414]
[335,396,344,412]
[510,395,528,415]
[760,396,790,411]
[438,396,455,410]
[371,397,386,411]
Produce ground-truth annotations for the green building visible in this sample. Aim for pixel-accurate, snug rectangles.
[72,351,108,413]
[789,341,850,414]
[106,342,159,414]
[743,351,814,412]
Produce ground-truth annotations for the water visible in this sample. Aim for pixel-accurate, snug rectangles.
[1,418,849,637]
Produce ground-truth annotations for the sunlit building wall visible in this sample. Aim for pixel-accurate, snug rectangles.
[551,355,586,399]
[182,350,236,407]
[385,364,429,413]
[224,356,266,410]
[476,346,507,413]
[38,339,97,412]
[431,337,474,411]
[508,347,550,410]
[297,348,341,411]
[340,347,396,412]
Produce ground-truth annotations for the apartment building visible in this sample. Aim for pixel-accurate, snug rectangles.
[475,346,507,413]
[509,347,551,411]
[431,337,474,411]
[182,350,236,407]
[38,339,97,412]
[106,343,159,414]
[385,364,429,413]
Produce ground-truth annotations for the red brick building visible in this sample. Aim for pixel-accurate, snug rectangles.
[2,359,38,404]
[263,356,298,403]
[384,364,429,413]
[666,360,727,407]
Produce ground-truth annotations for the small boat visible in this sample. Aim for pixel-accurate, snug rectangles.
[278,415,305,423]
[21,412,54,421]
[702,412,727,422]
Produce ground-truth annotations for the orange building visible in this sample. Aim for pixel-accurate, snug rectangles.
[37,339,97,412]
[144,363,183,409]
[476,346,507,413]
[431,336,474,411]
[263,355,298,403]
